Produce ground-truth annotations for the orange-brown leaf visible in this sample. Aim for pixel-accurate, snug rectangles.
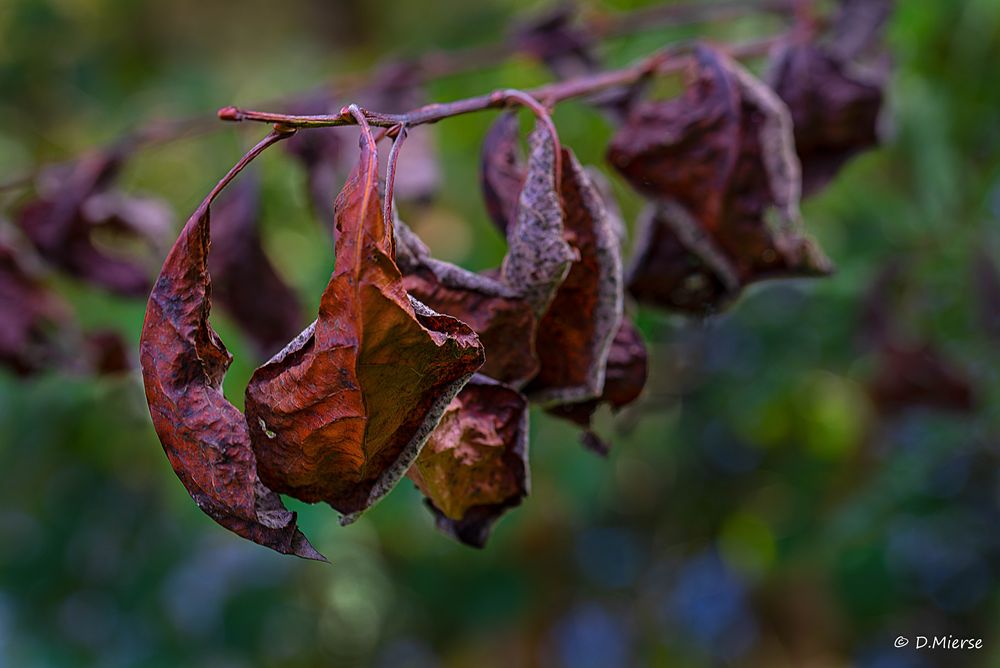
[408,375,529,547]
[139,206,322,560]
[245,127,485,521]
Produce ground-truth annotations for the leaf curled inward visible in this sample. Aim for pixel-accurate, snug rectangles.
[626,201,740,315]
[245,119,485,521]
[767,42,885,195]
[480,112,523,235]
[207,176,305,358]
[607,45,832,314]
[0,236,73,376]
[139,205,323,560]
[394,215,540,387]
[16,151,166,297]
[526,148,623,406]
[408,375,529,548]
[547,318,648,454]
[501,124,576,316]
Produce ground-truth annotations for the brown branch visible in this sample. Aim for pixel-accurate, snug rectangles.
[0,0,796,194]
[218,35,781,132]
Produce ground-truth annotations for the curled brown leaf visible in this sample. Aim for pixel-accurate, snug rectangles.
[207,176,305,358]
[608,45,832,313]
[139,186,323,560]
[547,318,649,454]
[0,236,73,376]
[526,148,623,405]
[767,42,885,195]
[244,117,485,522]
[16,151,166,297]
[408,374,529,548]
[394,216,540,387]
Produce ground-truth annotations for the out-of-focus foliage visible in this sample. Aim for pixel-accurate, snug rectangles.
[1,0,1000,666]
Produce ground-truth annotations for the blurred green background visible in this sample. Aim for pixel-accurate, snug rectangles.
[2,0,1000,666]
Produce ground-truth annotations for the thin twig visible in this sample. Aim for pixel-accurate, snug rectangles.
[0,0,794,194]
[218,35,781,132]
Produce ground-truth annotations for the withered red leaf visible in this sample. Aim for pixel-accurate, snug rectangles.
[16,151,162,297]
[868,342,976,415]
[408,374,529,548]
[244,121,485,522]
[0,236,73,376]
[767,42,884,195]
[512,5,598,80]
[547,318,649,453]
[608,45,832,312]
[397,116,571,388]
[480,112,523,235]
[139,202,322,560]
[500,123,575,316]
[526,148,623,405]
[394,216,540,387]
[207,176,305,358]
[859,261,976,415]
[626,201,740,314]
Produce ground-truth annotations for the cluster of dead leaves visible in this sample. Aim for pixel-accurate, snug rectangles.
[132,23,893,558]
[3,5,894,558]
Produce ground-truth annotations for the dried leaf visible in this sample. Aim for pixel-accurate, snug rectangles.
[546,318,648,451]
[139,203,323,560]
[395,216,540,387]
[480,112,523,235]
[626,201,740,314]
[868,342,976,415]
[608,45,832,312]
[83,329,131,375]
[16,151,161,297]
[500,124,576,316]
[408,374,529,548]
[398,116,572,388]
[513,5,597,79]
[0,236,72,376]
[767,43,884,195]
[244,123,485,522]
[526,148,624,405]
[207,176,305,358]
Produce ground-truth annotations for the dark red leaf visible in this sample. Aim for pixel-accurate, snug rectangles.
[408,374,529,548]
[512,5,598,80]
[480,112,523,235]
[395,216,540,387]
[16,151,162,297]
[0,237,72,376]
[83,329,131,375]
[608,45,832,312]
[626,201,740,314]
[139,201,323,560]
[500,123,576,316]
[244,122,485,522]
[767,42,884,195]
[398,117,571,388]
[526,147,623,405]
[207,176,305,358]
[868,342,976,415]
[546,318,649,450]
